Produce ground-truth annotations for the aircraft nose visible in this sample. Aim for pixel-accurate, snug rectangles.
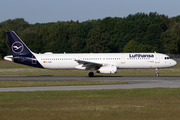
[171,59,177,66]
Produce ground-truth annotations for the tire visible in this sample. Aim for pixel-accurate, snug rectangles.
[155,73,159,77]
[88,72,94,77]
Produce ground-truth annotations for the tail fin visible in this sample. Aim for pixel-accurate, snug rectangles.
[6,31,33,57]
[6,31,43,68]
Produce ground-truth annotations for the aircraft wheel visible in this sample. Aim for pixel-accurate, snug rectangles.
[88,72,94,77]
[155,73,159,77]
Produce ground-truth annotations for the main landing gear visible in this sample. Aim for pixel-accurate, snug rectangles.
[88,72,94,77]
[155,68,159,77]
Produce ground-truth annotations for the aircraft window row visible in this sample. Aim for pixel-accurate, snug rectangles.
[83,58,101,60]
[83,58,121,60]
[165,57,170,59]
[41,58,74,60]
[106,58,121,60]
[42,57,170,60]
[41,58,121,61]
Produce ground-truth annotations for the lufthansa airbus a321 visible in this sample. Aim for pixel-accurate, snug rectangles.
[4,31,177,77]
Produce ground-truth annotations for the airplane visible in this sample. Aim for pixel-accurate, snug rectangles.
[4,31,177,77]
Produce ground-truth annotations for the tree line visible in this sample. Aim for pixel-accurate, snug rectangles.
[0,12,180,59]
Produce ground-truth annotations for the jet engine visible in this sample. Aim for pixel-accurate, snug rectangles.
[97,65,117,74]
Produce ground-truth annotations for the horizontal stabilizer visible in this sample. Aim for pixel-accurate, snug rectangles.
[4,55,13,62]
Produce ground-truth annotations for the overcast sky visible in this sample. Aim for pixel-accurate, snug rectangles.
[1,0,180,24]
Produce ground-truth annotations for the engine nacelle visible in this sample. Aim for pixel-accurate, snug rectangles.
[97,65,117,74]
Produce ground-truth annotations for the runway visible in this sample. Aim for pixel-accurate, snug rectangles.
[0,76,180,92]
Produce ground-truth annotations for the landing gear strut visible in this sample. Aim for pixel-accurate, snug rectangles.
[155,68,159,76]
[88,72,94,77]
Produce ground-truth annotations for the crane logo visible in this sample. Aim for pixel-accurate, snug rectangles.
[11,41,24,53]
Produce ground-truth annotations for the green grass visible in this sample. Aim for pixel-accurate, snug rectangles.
[0,81,127,87]
[0,60,180,76]
[1,60,180,120]
[1,88,180,120]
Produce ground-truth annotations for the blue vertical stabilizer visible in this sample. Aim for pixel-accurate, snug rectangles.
[6,31,43,68]
[6,31,33,57]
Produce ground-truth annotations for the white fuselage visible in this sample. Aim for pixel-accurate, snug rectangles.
[34,53,177,70]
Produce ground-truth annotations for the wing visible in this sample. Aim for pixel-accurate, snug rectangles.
[75,59,105,70]
[75,59,119,74]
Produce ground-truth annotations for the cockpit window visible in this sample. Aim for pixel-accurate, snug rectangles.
[165,57,171,59]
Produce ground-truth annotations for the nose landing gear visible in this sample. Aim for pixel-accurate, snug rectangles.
[155,68,159,76]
